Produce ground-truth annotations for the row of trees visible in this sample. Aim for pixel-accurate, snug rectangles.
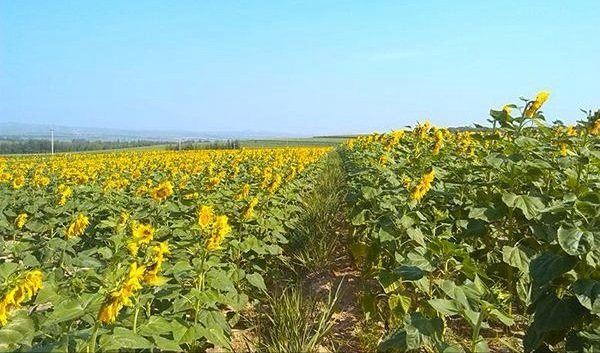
[167,139,240,150]
[0,139,170,154]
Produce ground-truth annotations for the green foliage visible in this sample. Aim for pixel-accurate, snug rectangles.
[285,153,347,275]
[255,281,341,353]
[0,148,331,352]
[340,95,600,352]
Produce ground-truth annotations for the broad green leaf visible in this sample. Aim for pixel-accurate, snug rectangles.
[488,308,514,326]
[0,262,19,281]
[558,225,594,256]
[0,310,35,347]
[502,193,545,220]
[502,245,529,273]
[246,273,266,292]
[530,291,586,332]
[395,265,425,281]
[100,327,154,350]
[206,269,235,292]
[198,325,231,350]
[389,294,411,316]
[473,336,490,353]
[152,335,182,352]
[351,209,368,225]
[378,328,407,352]
[43,299,85,326]
[361,186,379,200]
[406,227,426,246]
[529,251,577,285]
[428,299,460,316]
[379,270,403,294]
[138,316,172,336]
[573,279,600,313]
[438,280,470,310]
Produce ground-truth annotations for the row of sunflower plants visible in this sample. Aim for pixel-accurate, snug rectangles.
[340,93,600,352]
[0,147,330,352]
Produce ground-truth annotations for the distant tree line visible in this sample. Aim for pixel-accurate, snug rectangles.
[168,140,240,151]
[0,139,170,154]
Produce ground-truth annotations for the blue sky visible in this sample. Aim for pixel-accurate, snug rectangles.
[1,1,599,135]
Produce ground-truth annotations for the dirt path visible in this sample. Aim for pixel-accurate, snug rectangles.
[306,226,362,352]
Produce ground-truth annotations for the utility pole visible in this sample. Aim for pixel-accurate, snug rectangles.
[178,138,181,151]
[50,128,55,155]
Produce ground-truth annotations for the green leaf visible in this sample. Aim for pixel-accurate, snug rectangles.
[138,316,172,336]
[198,325,231,350]
[405,312,444,340]
[351,209,368,225]
[406,227,426,246]
[378,328,407,352]
[473,336,490,353]
[0,262,19,282]
[0,310,35,347]
[488,308,515,326]
[378,270,403,294]
[438,280,471,310]
[428,299,460,316]
[246,273,266,292]
[395,265,425,281]
[43,299,84,326]
[361,186,379,200]
[573,279,600,313]
[206,269,235,292]
[100,327,154,350]
[502,245,529,273]
[152,335,182,352]
[558,225,595,256]
[529,251,577,285]
[389,294,411,316]
[502,193,545,220]
[530,291,586,332]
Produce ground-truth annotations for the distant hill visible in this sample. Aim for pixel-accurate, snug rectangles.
[0,122,301,141]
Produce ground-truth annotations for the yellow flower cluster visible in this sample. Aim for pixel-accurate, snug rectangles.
[12,176,25,189]
[15,213,27,229]
[384,130,405,151]
[410,170,435,202]
[379,154,388,166]
[57,184,73,205]
[0,270,44,326]
[98,262,146,324]
[266,174,282,194]
[197,205,214,229]
[150,180,174,201]
[236,184,251,200]
[432,129,444,155]
[243,197,259,219]
[66,214,90,239]
[206,215,232,251]
[128,223,155,256]
[524,90,550,117]
[559,143,568,156]
[414,121,431,140]
[144,242,170,286]
[590,118,600,135]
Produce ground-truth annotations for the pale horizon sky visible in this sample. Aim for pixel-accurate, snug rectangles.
[1,1,599,135]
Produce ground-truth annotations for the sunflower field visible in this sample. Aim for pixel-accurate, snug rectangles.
[1,92,599,353]
[0,147,330,352]
[341,93,600,352]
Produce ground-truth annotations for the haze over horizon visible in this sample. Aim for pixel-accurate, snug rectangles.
[1,1,599,135]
